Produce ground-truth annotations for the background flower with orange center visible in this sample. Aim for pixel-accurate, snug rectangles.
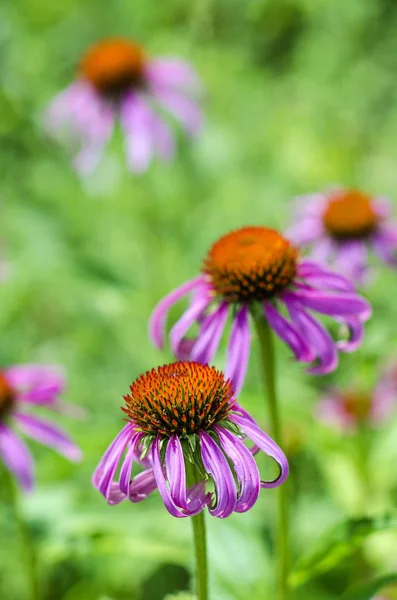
[149,226,371,395]
[287,188,397,285]
[93,361,288,518]
[0,364,82,491]
[45,38,203,174]
[316,384,396,432]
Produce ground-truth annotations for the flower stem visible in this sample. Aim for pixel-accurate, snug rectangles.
[185,459,208,600]
[252,309,290,600]
[191,510,208,600]
[2,468,39,600]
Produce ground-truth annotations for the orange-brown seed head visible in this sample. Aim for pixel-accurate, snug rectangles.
[79,38,146,96]
[122,362,234,437]
[202,227,298,303]
[323,190,379,239]
[0,373,14,420]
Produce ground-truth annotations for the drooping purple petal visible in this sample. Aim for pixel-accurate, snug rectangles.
[124,93,176,162]
[215,426,260,513]
[186,481,211,511]
[150,110,176,161]
[286,218,324,246]
[146,58,203,93]
[371,226,397,267]
[230,413,289,488]
[120,93,155,173]
[164,436,210,514]
[46,81,115,174]
[263,302,314,362]
[333,240,369,283]
[105,482,128,505]
[335,316,364,352]
[149,275,208,349]
[119,432,145,495]
[191,302,229,364]
[0,424,35,492]
[165,434,188,509]
[169,292,213,357]
[283,289,371,320]
[297,261,355,292]
[224,305,251,395]
[14,413,82,462]
[105,468,158,506]
[309,237,337,265]
[5,364,65,406]
[286,303,337,374]
[199,430,237,518]
[152,87,203,136]
[151,436,206,518]
[92,423,135,498]
[128,468,158,503]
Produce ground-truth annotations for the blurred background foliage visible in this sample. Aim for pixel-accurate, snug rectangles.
[1,0,397,598]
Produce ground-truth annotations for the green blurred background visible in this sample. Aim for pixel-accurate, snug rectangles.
[2,0,397,598]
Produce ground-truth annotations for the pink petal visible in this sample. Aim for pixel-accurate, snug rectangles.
[225,305,251,395]
[149,275,208,349]
[0,424,35,492]
[14,413,82,462]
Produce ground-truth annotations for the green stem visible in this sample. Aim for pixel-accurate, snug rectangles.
[355,423,372,513]
[185,459,208,600]
[2,468,39,600]
[252,309,290,600]
[191,510,208,600]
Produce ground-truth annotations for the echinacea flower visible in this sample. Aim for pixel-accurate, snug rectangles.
[46,37,203,174]
[287,188,397,284]
[149,227,371,394]
[93,361,288,518]
[0,364,82,491]
[317,380,396,432]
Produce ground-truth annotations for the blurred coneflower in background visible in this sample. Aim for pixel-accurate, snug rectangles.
[45,37,203,174]
[287,188,397,285]
[0,364,82,491]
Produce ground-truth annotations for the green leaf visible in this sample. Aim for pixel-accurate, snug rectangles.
[218,420,241,436]
[140,435,155,460]
[340,572,397,599]
[290,513,397,588]
[186,433,198,454]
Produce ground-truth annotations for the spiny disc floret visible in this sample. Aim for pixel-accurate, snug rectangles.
[202,226,298,303]
[323,190,379,239]
[122,362,234,437]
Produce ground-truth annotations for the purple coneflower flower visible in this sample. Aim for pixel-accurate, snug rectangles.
[0,364,82,491]
[317,379,396,432]
[287,188,397,284]
[45,37,203,174]
[149,227,371,394]
[93,361,288,518]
